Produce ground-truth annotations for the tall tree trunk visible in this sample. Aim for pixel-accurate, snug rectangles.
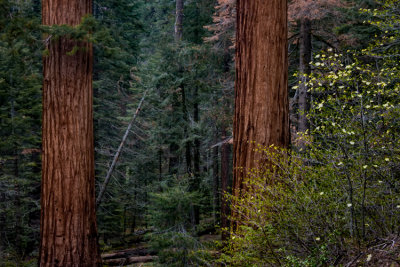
[220,128,230,241]
[298,18,312,135]
[192,86,201,225]
[14,150,23,257]
[168,89,180,175]
[212,136,219,224]
[182,85,192,174]
[175,0,184,41]
[233,0,289,197]
[40,1,101,265]
[11,96,23,256]
[193,87,200,179]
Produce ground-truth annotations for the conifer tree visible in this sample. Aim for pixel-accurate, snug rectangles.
[0,0,42,258]
[39,0,101,265]
[233,0,289,198]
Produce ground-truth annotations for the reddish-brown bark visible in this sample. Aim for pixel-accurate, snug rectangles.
[39,0,101,265]
[233,0,289,196]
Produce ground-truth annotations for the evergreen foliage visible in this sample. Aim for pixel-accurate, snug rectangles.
[0,0,41,261]
[93,0,143,244]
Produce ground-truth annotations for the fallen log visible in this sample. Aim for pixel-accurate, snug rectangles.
[102,255,157,266]
[102,246,150,260]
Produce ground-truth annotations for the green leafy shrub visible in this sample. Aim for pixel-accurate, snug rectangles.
[222,2,400,265]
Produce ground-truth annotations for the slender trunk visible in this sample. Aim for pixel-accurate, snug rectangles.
[298,18,312,134]
[96,90,148,207]
[192,86,200,225]
[169,90,180,175]
[212,137,219,224]
[40,0,101,265]
[0,192,5,250]
[193,87,200,178]
[11,96,23,256]
[182,85,192,174]
[158,146,162,182]
[233,0,289,198]
[14,150,23,257]
[220,129,230,241]
[175,0,184,41]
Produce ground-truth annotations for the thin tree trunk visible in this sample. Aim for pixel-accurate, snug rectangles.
[298,18,312,135]
[220,129,230,241]
[158,146,162,182]
[11,96,23,256]
[40,0,102,265]
[192,86,200,225]
[96,90,148,207]
[169,89,180,175]
[212,136,219,224]
[175,0,184,41]
[14,150,23,257]
[193,87,200,179]
[233,0,289,198]
[182,85,192,174]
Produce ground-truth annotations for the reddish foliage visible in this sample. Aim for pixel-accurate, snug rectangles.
[204,0,236,47]
[288,0,344,22]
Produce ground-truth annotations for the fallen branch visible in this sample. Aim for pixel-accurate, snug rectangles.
[102,245,150,260]
[96,89,149,208]
[102,255,157,266]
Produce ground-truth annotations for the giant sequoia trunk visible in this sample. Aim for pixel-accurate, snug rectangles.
[233,0,289,197]
[40,1,101,265]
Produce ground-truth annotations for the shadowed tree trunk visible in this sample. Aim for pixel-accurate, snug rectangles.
[220,129,231,241]
[39,0,101,265]
[181,84,192,174]
[192,85,201,225]
[233,0,289,200]
[212,135,219,224]
[298,18,312,135]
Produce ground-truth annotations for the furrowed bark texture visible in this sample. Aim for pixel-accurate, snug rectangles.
[233,0,289,197]
[40,0,101,265]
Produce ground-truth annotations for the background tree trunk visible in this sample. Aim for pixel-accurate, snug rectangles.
[212,136,219,224]
[40,0,101,265]
[233,0,289,198]
[192,86,201,225]
[298,18,312,134]
[220,129,231,241]
[175,0,184,41]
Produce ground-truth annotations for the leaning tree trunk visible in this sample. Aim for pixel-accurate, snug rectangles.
[298,18,312,135]
[39,0,101,265]
[233,0,289,198]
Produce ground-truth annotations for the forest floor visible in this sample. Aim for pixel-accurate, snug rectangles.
[101,231,220,267]
[101,243,156,266]
[101,232,221,266]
